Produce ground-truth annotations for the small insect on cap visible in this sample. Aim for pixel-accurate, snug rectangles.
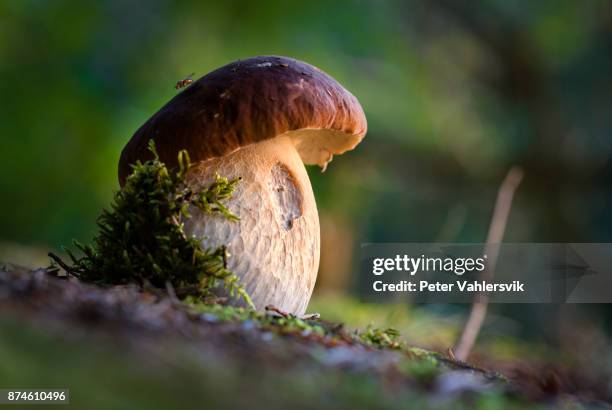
[119,56,367,185]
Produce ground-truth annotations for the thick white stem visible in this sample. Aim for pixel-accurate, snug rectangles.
[184,136,320,315]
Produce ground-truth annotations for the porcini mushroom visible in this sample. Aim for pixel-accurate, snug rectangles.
[119,56,367,314]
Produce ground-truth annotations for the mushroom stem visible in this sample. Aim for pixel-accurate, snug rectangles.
[184,136,320,315]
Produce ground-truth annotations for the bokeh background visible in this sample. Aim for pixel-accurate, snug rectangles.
[2,0,612,364]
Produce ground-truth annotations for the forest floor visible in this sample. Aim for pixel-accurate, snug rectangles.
[1,264,611,410]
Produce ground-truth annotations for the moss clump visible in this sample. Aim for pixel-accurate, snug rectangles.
[53,141,253,307]
[357,326,402,350]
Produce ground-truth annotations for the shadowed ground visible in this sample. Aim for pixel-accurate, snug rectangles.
[1,264,610,409]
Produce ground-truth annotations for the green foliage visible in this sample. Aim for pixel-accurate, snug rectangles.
[357,326,402,350]
[58,141,253,307]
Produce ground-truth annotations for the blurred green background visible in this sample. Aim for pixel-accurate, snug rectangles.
[2,0,612,346]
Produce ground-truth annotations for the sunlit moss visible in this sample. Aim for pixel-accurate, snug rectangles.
[187,301,328,338]
[357,326,402,350]
[54,141,253,307]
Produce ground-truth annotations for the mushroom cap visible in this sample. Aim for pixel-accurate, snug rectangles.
[119,56,367,185]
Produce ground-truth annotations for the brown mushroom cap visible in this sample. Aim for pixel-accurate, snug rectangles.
[119,55,367,185]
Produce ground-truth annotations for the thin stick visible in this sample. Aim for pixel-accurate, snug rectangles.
[265,305,292,318]
[453,166,524,361]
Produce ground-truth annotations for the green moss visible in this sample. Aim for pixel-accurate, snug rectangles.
[188,301,329,337]
[53,141,253,307]
[188,300,256,321]
[185,302,512,386]
[190,301,382,345]
[357,326,402,350]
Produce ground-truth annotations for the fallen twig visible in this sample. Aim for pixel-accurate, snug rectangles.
[454,166,524,361]
[265,305,292,318]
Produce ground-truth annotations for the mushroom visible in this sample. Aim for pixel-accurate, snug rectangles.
[119,56,367,314]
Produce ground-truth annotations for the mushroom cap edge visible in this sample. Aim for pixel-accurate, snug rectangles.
[119,55,367,185]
